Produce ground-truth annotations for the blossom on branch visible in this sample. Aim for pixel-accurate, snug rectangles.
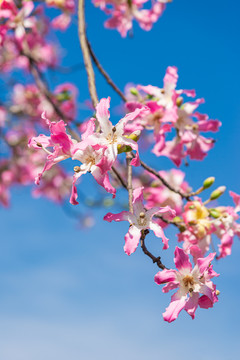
[125,66,221,166]
[154,247,219,322]
[92,0,170,37]
[104,187,176,255]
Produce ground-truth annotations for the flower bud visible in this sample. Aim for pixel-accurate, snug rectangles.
[126,131,141,142]
[56,90,71,102]
[173,216,182,223]
[130,87,138,96]
[117,132,141,154]
[209,208,221,218]
[176,96,183,107]
[117,144,132,154]
[203,177,215,189]
[210,186,226,200]
[74,166,81,173]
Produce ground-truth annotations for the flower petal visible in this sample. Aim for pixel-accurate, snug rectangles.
[174,247,192,271]
[124,226,141,255]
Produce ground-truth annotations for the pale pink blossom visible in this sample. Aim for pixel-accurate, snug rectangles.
[93,0,169,37]
[154,247,219,322]
[104,187,175,255]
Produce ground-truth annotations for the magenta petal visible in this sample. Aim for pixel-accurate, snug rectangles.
[229,190,240,207]
[198,295,214,309]
[163,294,186,323]
[174,247,192,271]
[197,252,216,275]
[154,270,176,285]
[124,226,141,256]
[162,281,179,293]
[184,293,199,319]
[200,284,214,302]
[103,211,131,223]
[149,221,169,249]
[133,187,144,204]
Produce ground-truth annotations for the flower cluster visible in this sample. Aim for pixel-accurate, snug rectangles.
[0,0,238,325]
[92,0,170,37]
[125,66,221,166]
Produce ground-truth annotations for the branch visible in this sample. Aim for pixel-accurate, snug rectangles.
[87,40,127,103]
[140,230,166,270]
[137,155,191,201]
[78,0,98,108]
[111,166,128,189]
[126,153,133,213]
[27,58,81,141]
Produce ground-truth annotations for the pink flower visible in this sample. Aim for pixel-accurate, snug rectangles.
[85,97,147,167]
[28,113,76,184]
[212,191,240,259]
[70,145,116,205]
[154,247,219,322]
[104,187,175,255]
[93,0,169,37]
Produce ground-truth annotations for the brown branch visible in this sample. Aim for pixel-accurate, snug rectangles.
[111,166,128,189]
[87,40,127,103]
[126,153,133,213]
[78,0,98,108]
[140,230,166,270]
[27,59,81,141]
[136,155,191,201]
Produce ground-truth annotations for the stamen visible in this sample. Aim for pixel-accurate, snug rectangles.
[74,166,81,173]
[112,126,116,133]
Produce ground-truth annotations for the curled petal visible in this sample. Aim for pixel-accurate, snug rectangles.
[149,221,169,249]
[96,97,112,135]
[184,292,199,319]
[197,252,216,275]
[124,226,141,256]
[163,292,187,323]
[174,247,192,271]
[103,211,134,223]
[154,269,176,285]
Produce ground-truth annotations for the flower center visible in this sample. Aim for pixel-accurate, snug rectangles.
[137,212,148,227]
[106,127,118,145]
[85,156,96,166]
[182,275,195,293]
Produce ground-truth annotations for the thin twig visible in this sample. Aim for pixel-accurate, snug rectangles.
[136,154,191,201]
[28,60,81,141]
[126,153,133,213]
[78,0,98,108]
[87,40,127,103]
[111,166,127,189]
[140,230,166,270]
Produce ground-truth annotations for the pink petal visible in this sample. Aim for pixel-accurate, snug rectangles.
[91,166,116,198]
[198,295,214,309]
[174,247,192,271]
[154,269,176,285]
[103,211,133,223]
[124,226,141,256]
[96,97,112,135]
[149,221,169,249]
[184,292,199,319]
[197,252,216,275]
[163,293,187,323]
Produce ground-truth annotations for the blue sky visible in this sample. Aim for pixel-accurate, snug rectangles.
[1,0,240,359]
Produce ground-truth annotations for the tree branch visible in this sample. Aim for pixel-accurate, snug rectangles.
[78,0,98,108]
[137,155,191,201]
[111,166,128,189]
[126,153,133,213]
[87,40,127,103]
[140,230,166,270]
